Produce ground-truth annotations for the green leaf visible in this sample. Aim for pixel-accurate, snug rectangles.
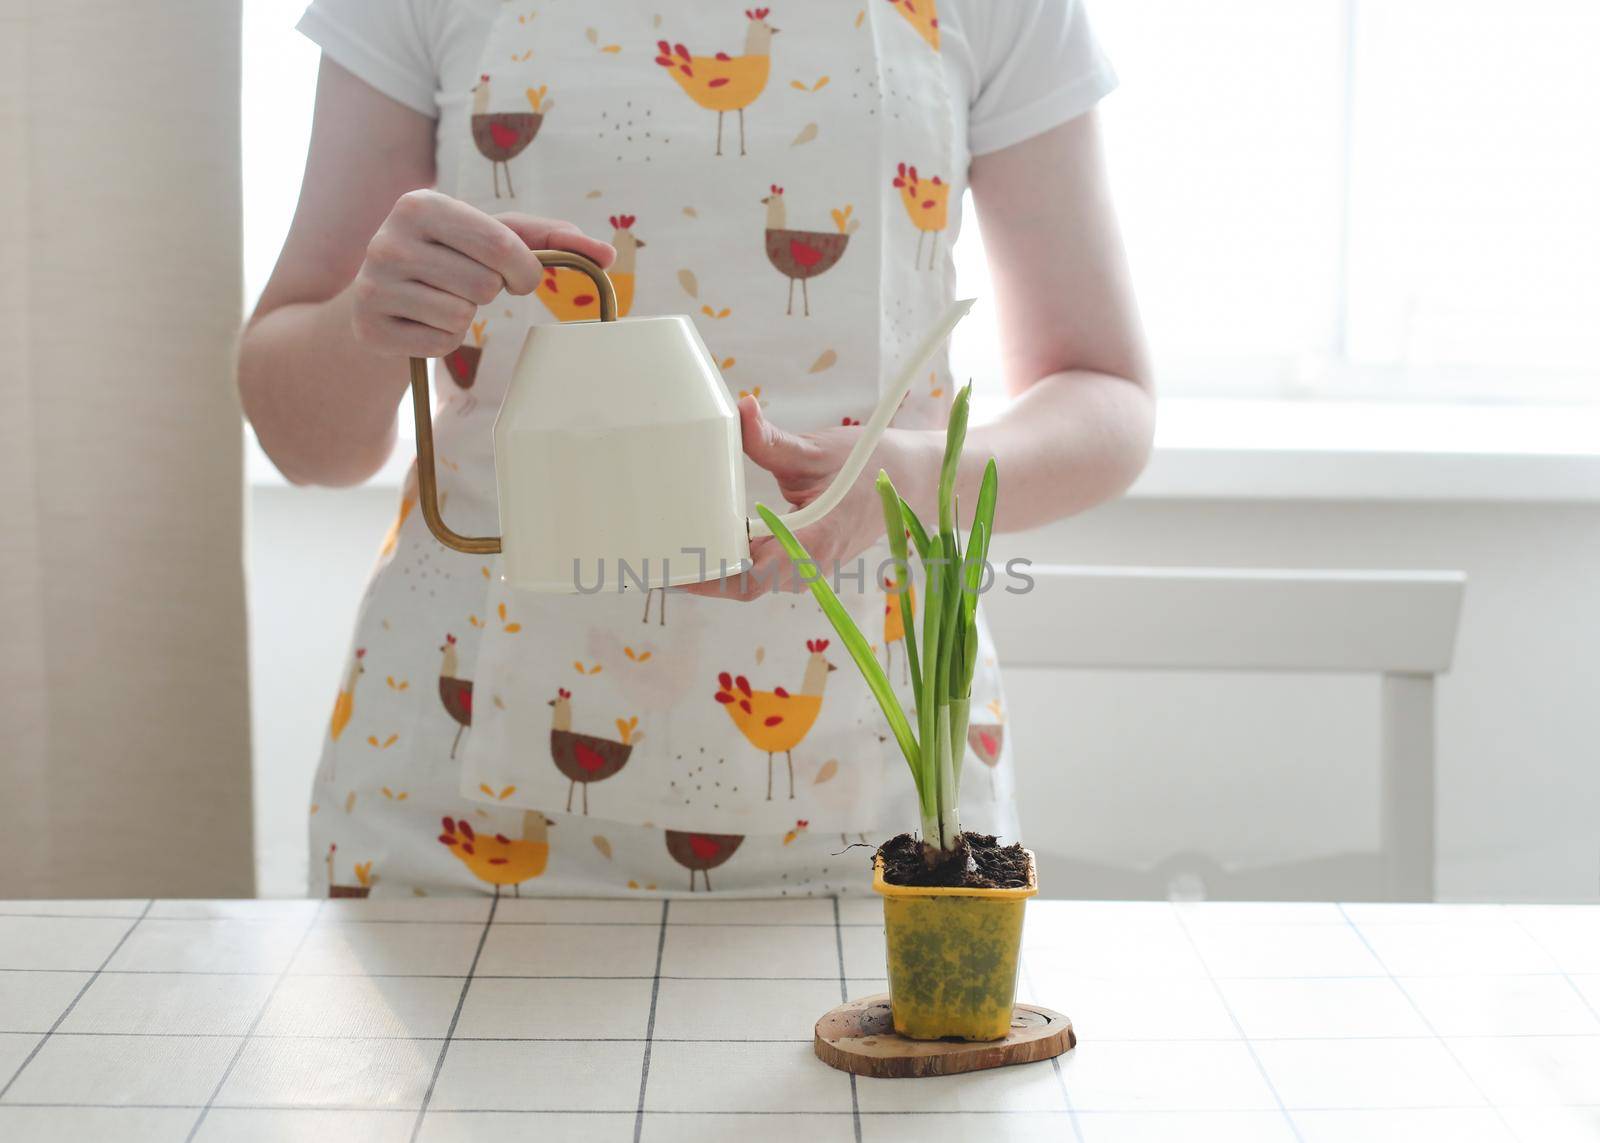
[917,529,946,817]
[877,471,922,709]
[966,459,998,623]
[937,531,963,705]
[899,497,932,562]
[754,504,922,797]
[957,458,998,698]
[937,384,972,538]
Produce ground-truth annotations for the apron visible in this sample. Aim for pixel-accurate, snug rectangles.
[310,0,1019,899]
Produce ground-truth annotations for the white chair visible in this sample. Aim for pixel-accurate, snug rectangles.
[983,565,1465,902]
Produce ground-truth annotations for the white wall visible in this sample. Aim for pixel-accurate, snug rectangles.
[249,484,1600,903]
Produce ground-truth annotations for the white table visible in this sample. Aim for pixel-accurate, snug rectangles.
[0,898,1597,1142]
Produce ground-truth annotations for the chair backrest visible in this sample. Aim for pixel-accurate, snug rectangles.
[985,565,1464,675]
[982,564,1466,901]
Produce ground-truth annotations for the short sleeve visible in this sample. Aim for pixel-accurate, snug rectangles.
[965,0,1118,156]
[297,0,439,118]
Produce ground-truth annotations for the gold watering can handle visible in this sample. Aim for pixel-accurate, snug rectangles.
[409,249,619,556]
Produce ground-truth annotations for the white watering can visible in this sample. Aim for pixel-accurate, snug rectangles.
[410,250,972,592]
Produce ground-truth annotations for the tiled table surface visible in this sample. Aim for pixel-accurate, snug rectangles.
[0,899,1598,1142]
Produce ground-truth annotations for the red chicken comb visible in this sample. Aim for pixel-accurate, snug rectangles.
[806,638,831,652]
[480,73,490,82]
[558,687,571,698]
[769,184,784,195]
[745,7,771,20]
[608,213,636,230]
[355,648,365,658]
[445,633,457,644]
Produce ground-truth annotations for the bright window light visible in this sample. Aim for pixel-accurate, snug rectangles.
[245,1,1600,410]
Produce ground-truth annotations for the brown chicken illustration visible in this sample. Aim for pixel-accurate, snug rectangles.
[549,688,639,815]
[470,76,550,198]
[762,186,856,316]
[665,830,744,892]
[438,633,473,760]
[444,319,486,393]
[325,843,376,898]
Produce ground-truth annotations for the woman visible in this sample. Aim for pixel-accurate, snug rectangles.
[240,0,1151,898]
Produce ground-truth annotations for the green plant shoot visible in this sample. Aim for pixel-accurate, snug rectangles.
[755,382,996,858]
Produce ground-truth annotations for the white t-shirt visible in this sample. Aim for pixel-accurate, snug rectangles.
[298,0,1116,196]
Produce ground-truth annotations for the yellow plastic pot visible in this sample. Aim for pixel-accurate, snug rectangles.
[872,850,1037,1041]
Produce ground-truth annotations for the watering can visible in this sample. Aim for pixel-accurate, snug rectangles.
[409,250,972,592]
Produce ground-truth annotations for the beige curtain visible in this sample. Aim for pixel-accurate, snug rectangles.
[0,2,253,896]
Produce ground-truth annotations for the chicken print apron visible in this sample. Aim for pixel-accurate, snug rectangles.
[310,0,1019,899]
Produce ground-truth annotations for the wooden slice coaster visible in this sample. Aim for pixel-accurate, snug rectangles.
[814,994,1075,1078]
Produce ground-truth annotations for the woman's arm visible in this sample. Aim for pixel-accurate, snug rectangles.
[717,109,1152,597]
[955,107,1154,528]
[238,58,612,487]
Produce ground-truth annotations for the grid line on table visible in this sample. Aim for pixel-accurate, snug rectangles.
[35,1028,1597,1043]
[0,913,884,929]
[832,895,863,1143]
[1172,902,1306,1142]
[632,899,669,1143]
[0,898,153,1102]
[1020,943,1084,1141]
[0,1101,1100,1114]
[1505,907,1600,1026]
[3,965,1586,980]
[407,894,499,1143]
[13,900,1599,1125]
[25,1025,1600,1043]
[184,898,325,1141]
[1335,902,1518,1139]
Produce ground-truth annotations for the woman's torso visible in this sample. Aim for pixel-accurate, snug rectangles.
[311,0,1019,898]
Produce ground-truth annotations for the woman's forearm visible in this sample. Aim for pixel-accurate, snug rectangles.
[887,369,1155,535]
[238,287,408,487]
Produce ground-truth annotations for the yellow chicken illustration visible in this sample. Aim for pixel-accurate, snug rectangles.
[882,575,916,683]
[886,0,940,51]
[329,648,365,742]
[380,487,415,559]
[536,214,644,321]
[715,638,836,800]
[893,162,950,270]
[438,811,554,898]
[654,8,778,156]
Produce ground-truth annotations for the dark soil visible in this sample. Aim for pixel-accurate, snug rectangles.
[876,831,1032,889]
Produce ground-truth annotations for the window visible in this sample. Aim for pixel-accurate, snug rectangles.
[247,2,1600,412]
[964,0,1600,405]
[243,1,319,310]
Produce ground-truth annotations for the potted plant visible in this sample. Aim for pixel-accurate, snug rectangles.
[758,383,1035,1042]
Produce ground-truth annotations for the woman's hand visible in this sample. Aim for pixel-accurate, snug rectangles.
[684,396,933,602]
[349,189,616,358]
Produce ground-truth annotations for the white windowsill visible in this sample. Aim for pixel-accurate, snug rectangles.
[246,399,1600,505]
[1129,399,1600,503]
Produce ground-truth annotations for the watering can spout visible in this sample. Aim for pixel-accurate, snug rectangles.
[746,297,976,539]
